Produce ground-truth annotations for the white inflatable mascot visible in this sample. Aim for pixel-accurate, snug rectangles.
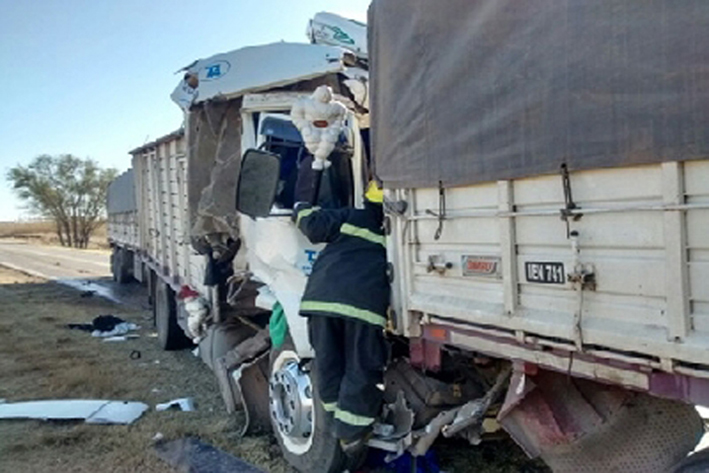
[290,85,347,170]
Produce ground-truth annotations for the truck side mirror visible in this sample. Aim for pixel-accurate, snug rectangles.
[236,149,281,218]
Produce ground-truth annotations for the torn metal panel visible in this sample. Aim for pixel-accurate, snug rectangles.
[156,398,195,412]
[441,366,511,439]
[172,43,351,109]
[233,351,271,436]
[498,368,702,472]
[409,408,458,457]
[187,100,244,239]
[214,330,271,434]
[0,400,148,425]
[307,12,368,59]
[379,391,415,440]
[383,358,483,428]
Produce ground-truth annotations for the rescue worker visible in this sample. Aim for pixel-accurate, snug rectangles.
[292,180,389,455]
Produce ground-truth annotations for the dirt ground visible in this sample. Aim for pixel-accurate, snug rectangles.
[0,266,547,473]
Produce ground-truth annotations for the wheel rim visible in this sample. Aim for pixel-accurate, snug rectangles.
[270,350,315,455]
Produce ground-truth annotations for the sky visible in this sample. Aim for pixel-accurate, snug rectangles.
[0,0,370,221]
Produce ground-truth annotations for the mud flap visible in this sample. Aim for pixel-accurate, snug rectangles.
[498,368,704,473]
[215,330,272,435]
[233,352,271,436]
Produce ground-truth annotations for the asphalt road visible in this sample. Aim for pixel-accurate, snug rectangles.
[0,239,148,309]
[0,239,111,279]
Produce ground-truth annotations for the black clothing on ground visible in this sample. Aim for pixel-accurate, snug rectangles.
[308,315,387,440]
[67,314,126,332]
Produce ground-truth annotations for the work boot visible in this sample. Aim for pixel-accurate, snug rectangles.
[339,429,372,458]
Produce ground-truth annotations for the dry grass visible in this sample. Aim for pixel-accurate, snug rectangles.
[0,220,109,249]
[0,267,546,473]
[0,267,289,473]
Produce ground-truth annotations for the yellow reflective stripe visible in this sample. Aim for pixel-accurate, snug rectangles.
[321,401,337,412]
[300,301,385,327]
[335,408,375,427]
[340,223,385,247]
[296,207,320,227]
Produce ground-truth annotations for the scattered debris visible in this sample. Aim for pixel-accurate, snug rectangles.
[0,400,148,425]
[153,432,165,442]
[192,347,200,357]
[103,336,127,342]
[154,437,265,473]
[68,315,139,338]
[80,290,95,298]
[156,398,196,412]
[103,334,139,342]
[130,350,142,360]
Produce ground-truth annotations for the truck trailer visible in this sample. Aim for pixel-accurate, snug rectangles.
[107,4,709,472]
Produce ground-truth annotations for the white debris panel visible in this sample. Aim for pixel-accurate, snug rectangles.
[0,400,149,425]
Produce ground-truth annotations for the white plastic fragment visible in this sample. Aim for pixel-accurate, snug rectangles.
[0,400,148,425]
[156,398,196,412]
[103,336,127,342]
[85,401,149,425]
[153,432,165,442]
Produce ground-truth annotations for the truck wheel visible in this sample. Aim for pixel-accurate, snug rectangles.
[155,280,191,350]
[111,247,119,282]
[269,336,359,473]
[112,248,132,284]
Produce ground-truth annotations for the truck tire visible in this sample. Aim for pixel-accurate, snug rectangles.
[112,247,132,284]
[155,280,192,350]
[269,336,360,473]
[111,247,119,282]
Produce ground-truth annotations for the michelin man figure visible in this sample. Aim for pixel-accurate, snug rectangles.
[291,85,347,170]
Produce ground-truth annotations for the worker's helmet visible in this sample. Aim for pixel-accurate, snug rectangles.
[365,180,384,204]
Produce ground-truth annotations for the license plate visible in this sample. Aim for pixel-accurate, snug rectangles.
[525,262,565,284]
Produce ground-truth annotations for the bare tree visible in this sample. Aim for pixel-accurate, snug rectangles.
[7,155,118,248]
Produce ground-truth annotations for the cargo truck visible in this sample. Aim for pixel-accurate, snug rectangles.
[108,5,709,472]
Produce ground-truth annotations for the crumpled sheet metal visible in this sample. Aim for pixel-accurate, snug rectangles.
[187,100,243,241]
[498,369,703,473]
[214,330,272,435]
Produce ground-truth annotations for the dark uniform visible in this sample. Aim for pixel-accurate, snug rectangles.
[294,200,389,441]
